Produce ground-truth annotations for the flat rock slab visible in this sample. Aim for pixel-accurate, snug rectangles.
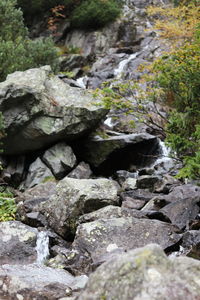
[0,264,87,300]
[0,66,107,155]
[0,221,38,264]
[78,244,200,300]
[73,217,181,263]
[41,178,120,238]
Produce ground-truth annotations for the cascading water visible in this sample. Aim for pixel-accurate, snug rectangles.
[151,139,174,174]
[36,231,50,264]
[76,76,89,89]
[114,52,139,79]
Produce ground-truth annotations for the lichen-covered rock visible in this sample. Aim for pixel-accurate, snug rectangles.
[42,142,77,179]
[0,66,107,155]
[73,217,181,265]
[0,221,38,264]
[78,244,200,300]
[41,178,120,238]
[67,161,92,179]
[0,264,88,300]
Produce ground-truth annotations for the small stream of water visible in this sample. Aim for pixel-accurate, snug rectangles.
[36,231,50,264]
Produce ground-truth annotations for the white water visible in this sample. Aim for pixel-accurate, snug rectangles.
[76,76,88,89]
[114,52,139,79]
[36,231,49,264]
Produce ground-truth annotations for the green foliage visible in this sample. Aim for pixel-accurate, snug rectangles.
[17,0,73,17]
[0,190,16,222]
[0,0,58,82]
[71,0,121,29]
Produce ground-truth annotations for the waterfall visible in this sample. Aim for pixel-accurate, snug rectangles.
[36,231,49,264]
[114,52,139,79]
[151,139,174,173]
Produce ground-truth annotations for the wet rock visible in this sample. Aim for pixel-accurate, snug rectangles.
[41,178,120,239]
[77,244,200,300]
[42,142,77,179]
[153,174,180,194]
[21,157,55,189]
[67,162,92,179]
[0,264,87,300]
[73,217,181,265]
[114,170,138,185]
[0,221,38,264]
[159,197,200,230]
[76,132,159,175]
[0,66,107,155]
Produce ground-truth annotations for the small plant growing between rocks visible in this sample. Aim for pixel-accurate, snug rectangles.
[0,190,16,221]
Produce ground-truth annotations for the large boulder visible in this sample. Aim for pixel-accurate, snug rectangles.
[75,132,159,174]
[0,221,38,264]
[78,244,200,300]
[0,264,88,300]
[41,178,120,239]
[0,66,107,155]
[73,217,181,265]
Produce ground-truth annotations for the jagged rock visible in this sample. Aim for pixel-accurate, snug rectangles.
[17,181,57,225]
[0,221,38,264]
[41,178,120,239]
[122,198,146,210]
[122,178,137,190]
[159,198,200,230]
[67,162,92,179]
[0,264,88,300]
[73,217,181,266]
[77,244,200,300]
[21,157,55,189]
[77,205,146,225]
[136,175,162,190]
[42,142,77,179]
[114,170,138,185]
[1,156,25,185]
[182,231,200,259]
[120,189,156,203]
[76,132,159,174]
[165,184,200,202]
[0,66,107,155]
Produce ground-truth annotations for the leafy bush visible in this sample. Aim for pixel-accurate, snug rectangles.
[71,0,121,29]
[0,191,16,222]
[0,0,58,82]
[17,0,73,17]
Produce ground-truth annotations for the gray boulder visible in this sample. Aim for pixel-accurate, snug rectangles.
[0,221,38,264]
[0,66,107,155]
[67,161,92,179]
[22,157,55,189]
[41,178,120,238]
[73,217,181,264]
[42,142,77,179]
[77,132,159,173]
[0,264,88,300]
[78,244,200,300]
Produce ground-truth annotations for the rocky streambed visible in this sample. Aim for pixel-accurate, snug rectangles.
[1,0,200,299]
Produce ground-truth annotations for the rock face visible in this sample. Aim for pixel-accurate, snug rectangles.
[0,66,107,155]
[78,244,200,300]
[0,264,87,300]
[41,178,120,239]
[0,221,38,265]
[73,217,181,265]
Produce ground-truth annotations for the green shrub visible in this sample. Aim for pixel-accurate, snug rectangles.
[0,0,58,82]
[17,0,73,17]
[0,191,16,222]
[71,0,121,29]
